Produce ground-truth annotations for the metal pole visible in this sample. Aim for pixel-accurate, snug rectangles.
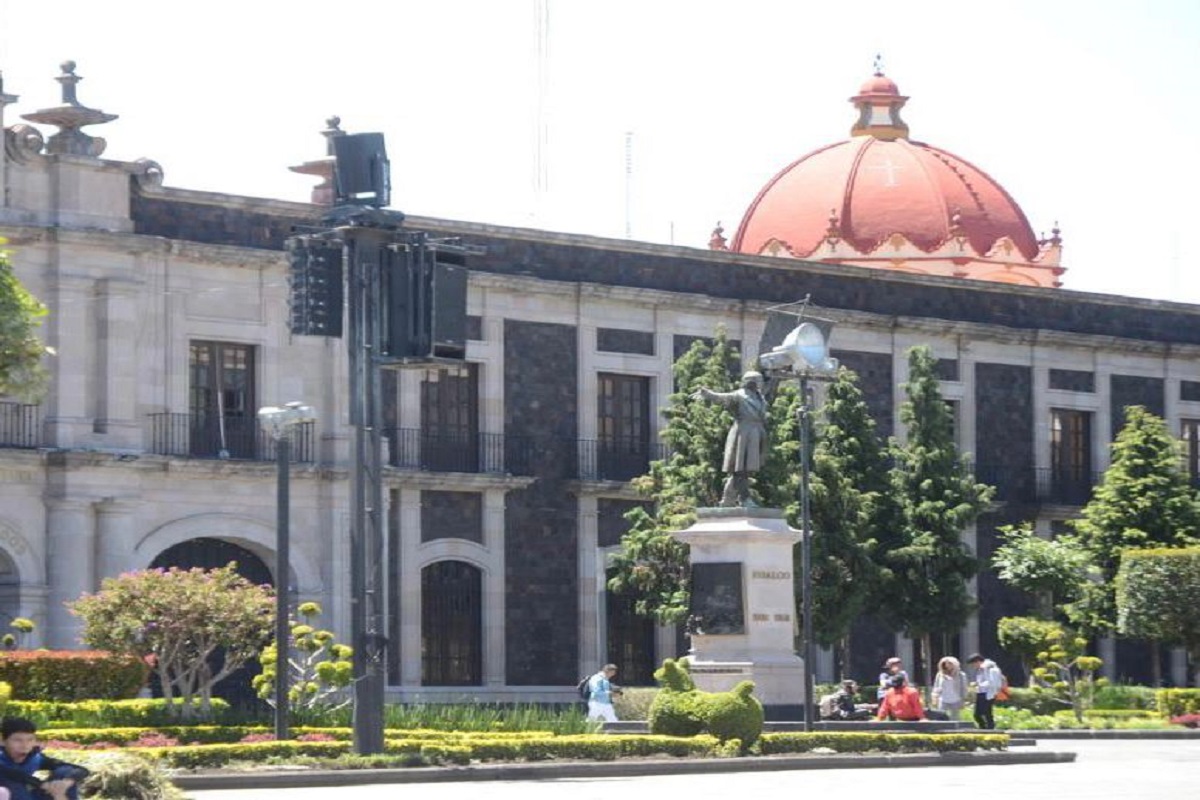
[799,374,815,732]
[274,433,291,740]
[346,226,386,755]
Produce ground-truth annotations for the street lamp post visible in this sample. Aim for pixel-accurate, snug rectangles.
[758,313,837,731]
[258,401,317,741]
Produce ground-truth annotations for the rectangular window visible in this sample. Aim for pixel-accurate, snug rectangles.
[1049,369,1096,393]
[188,341,256,458]
[597,373,651,480]
[420,364,480,471]
[1050,408,1093,504]
[1183,419,1200,487]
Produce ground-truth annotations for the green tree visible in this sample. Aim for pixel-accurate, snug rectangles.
[1071,406,1200,635]
[0,242,51,400]
[879,346,994,680]
[1030,631,1106,722]
[1116,548,1200,672]
[759,368,890,670]
[70,563,274,719]
[996,616,1065,687]
[253,601,354,720]
[607,330,740,624]
[991,523,1092,619]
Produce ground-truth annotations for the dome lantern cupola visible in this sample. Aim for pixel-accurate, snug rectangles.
[850,56,909,141]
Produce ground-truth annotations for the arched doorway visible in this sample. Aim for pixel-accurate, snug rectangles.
[421,560,482,686]
[150,538,273,707]
[0,550,20,641]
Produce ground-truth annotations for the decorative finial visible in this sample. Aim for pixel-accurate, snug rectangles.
[322,115,344,156]
[1050,221,1062,246]
[20,61,117,157]
[873,53,884,76]
[825,208,842,242]
[708,222,728,251]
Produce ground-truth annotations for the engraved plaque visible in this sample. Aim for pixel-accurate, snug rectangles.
[690,562,744,635]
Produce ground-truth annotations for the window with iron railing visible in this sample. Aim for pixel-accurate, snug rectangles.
[596,373,651,481]
[421,560,482,686]
[420,363,479,472]
[1050,408,1094,504]
[189,341,256,459]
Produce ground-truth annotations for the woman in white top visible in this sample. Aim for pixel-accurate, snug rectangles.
[931,655,969,718]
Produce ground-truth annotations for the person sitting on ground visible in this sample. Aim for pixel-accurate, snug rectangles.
[829,679,874,720]
[876,674,927,722]
[0,716,89,800]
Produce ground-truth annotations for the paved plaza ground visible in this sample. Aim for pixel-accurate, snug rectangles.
[185,738,1198,799]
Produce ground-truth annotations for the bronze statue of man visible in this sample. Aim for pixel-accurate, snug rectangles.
[692,371,769,507]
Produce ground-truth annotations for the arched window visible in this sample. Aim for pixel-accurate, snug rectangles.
[606,568,656,685]
[421,560,482,686]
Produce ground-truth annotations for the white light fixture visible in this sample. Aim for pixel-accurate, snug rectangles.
[758,321,839,376]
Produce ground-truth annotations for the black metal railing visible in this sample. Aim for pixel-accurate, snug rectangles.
[386,428,533,475]
[148,412,315,462]
[971,463,1101,506]
[0,402,42,449]
[577,439,670,481]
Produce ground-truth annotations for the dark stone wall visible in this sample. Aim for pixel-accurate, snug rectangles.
[1109,375,1165,440]
[597,328,654,355]
[598,499,651,548]
[421,491,483,544]
[1049,368,1095,392]
[975,510,1036,683]
[935,359,960,382]
[975,363,1035,503]
[130,194,1200,346]
[832,350,894,439]
[466,315,483,341]
[504,320,579,685]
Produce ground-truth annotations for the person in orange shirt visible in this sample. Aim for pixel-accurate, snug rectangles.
[876,674,926,721]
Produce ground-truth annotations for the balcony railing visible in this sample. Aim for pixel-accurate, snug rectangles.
[386,428,533,475]
[972,463,1101,506]
[0,402,42,449]
[148,412,315,462]
[577,439,670,481]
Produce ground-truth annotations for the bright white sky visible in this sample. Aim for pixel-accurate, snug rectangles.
[2,0,1197,303]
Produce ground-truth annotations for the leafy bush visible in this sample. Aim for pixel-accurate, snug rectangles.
[613,687,657,721]
[1156,689,1200,718]
[1091,684,1158,710]
[0,651,148,701]
[760,732,1008,754]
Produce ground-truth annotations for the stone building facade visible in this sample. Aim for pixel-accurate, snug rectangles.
[1,65,1199,700]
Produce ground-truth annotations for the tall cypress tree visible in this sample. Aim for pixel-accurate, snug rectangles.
[880,346,993,680]
[751,367,893,671]
[1071,405,1200,635]
[606,329,740,624]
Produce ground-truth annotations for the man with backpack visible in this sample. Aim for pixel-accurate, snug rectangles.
[582,664,621,722]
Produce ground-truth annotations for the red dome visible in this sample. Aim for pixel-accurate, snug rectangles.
[857,74,900,96]
[730,136,1040,261]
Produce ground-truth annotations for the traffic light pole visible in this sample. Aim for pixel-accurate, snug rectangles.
[339,214,397,755]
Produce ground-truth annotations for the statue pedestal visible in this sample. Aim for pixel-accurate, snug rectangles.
[673,508,805,718]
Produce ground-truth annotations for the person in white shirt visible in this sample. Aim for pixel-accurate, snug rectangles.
[931,655,970,718]
[586,664,621,722]
[967,652,1003,729]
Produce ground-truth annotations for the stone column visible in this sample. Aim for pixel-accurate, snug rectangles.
[483,489,507,686]
[44,275,95,448]
[576,495,601,677]
[396,487,422,686]
[95,278,142,447]
[44,497,95,647]
[95,498,139,584]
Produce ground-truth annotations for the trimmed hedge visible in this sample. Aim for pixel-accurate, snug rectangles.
[760,733,1009,754]
[8,698,233,729]
[1157,689,1200,718]
[648,659,764,746]
[0,651,148,700]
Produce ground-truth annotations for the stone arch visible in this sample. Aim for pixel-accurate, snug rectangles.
[0,517,44,585]
[135,513,321,594]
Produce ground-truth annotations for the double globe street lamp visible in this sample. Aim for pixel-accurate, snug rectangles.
[257,401,317,740]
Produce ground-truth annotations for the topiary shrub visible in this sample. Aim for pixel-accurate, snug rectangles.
[0,651,148,701]
[647,659,764,747]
